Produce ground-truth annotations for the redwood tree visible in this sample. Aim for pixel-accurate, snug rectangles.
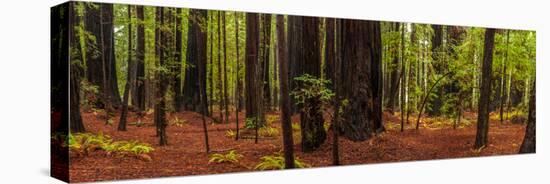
[182,9,209,115]
[245,12,265,138]
[276,14,295,168]
[474,28,496,150]
[338,20,383,141]
[519,79,536,153]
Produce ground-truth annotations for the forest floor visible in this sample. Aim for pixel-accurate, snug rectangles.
[69,108,526,182]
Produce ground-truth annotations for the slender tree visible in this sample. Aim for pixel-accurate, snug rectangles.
[276,15,295,168]
[174,8,183,111]
[222,12,230,124]
[155,7,168,146]
[261,14,273,110]
[474,28,496,150]
[118,5,134,131]
[234,12,241,140]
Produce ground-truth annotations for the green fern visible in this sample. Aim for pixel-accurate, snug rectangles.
[209,150,243,163]
[259,126,279,137]
[254,153,310,170]
[225,129,236,138]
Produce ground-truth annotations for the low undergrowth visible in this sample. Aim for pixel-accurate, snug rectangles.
[67,132,154,161]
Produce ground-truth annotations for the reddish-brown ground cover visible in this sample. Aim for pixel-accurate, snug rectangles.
[69,110,526,182]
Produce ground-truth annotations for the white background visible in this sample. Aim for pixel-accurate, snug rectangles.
[0,0,546,183]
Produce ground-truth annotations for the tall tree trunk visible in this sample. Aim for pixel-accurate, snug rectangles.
[332,18,343,165]
[133,6,146,112]
[400,23,406,132]
[474,28,496,150]
[209,13,214,115]
[261,14,272,110]
[102,4,121,107]
[196,10,211,153]
[324,18,335,87]
[234,12,241,140]
[99,4,112,125]
[299,16,325,152]
[427,24,444,115]
[69,2,85,133]
[500,30,510,123]
[222,12,230,124]
[182,9,209,115]
[245,13,265,141]
[276,15,295,168]
[174,8,183,112]
[387,23,401,113]
[287,16,303,114]
[118,5,134,131]
[519,79,536,153]
[217,11,225,123]
[155,7,168,146]
[338,20,383,141]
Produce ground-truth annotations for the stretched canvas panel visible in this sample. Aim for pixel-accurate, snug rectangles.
[51,1,536,183]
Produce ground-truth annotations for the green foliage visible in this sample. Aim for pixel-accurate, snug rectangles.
[67,132,154,157]
[244,118,258,129]
[259,126,279,137]
[209,150,243,164]
[79,80,100,109]
[254,152,310,170]
[170,117,188,127]
[290,74,334,107]
[225,129,236,138]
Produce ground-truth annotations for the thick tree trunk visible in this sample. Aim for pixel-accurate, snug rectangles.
[519,79,536,153]
[474,28,496,150]
[338,20,383,141]
[182,9,209,115]
[69,2,85,133]
[245,13,265,132]
[324,18,335,87]
[287,16,303,114]
[101,4,121,107]
[133,6,146,112]
[298,16,326,152]
[276,15,295,168]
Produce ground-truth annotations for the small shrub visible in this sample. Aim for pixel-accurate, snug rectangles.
[170,117,187,127]
[209,150,243,163]
[225,129,236,138]
[67,132,154,159]
[259,126,279,137]
[129,120,145,127]
[254,153,310,170]
[245,118,258,129]
[266,115,279,125]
